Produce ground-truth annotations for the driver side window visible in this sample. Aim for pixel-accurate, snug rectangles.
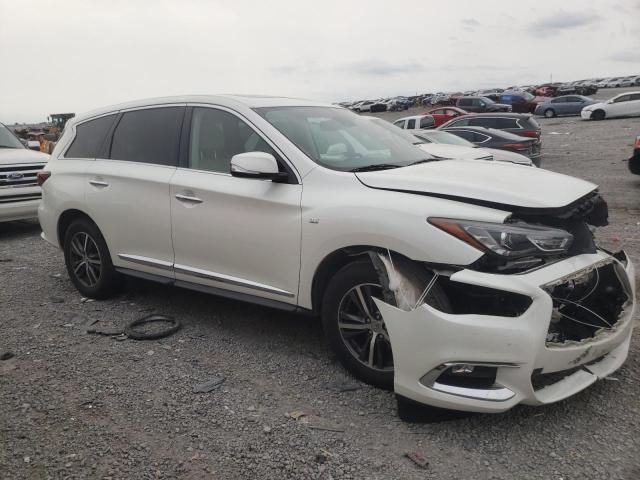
[189,107,276,173]
[613,95,630,104]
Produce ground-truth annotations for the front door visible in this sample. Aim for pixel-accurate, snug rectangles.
[170,106,302,304]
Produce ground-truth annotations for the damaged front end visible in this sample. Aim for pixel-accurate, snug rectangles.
[369,193,635,413]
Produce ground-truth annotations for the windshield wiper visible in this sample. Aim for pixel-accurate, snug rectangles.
[349,164,402,172]
[407,158,440,166]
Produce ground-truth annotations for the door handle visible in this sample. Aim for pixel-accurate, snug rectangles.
[89,179,109,187]
[175,193,203,204]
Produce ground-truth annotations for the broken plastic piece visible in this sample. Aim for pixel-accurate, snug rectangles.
[193,376,225,393]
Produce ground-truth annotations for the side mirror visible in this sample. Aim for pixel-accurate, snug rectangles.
[230,152,288,181]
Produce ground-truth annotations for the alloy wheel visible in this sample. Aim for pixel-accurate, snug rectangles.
[337,283,393,372]
[69,232,102,288]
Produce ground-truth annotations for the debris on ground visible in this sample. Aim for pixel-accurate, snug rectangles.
[405,451,429,469]
[87,326,124,336]
[287,410,308,422]
[0,352,15,361]
[193,376,226,393]
[124,314,181,340]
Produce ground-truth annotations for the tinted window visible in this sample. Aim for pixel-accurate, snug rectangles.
[458,99,471,106]
[469,117,518,129]
[189,107,276,173]
[451,130,475,141]
[613,95,630,103]
[448,118,469,127]
[419,116,434,129]
[473,132,491,143]
[630,93,640,101]
[65,114,117,158]
[550,98,566,104]
[110,107,183,166]
[406,119,416,129]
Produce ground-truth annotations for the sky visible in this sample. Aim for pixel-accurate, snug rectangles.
[1,0,639,123]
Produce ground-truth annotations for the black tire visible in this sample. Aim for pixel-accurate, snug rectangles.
[321,259,450,390]
[544,108,556,118]
[592,109,605,121]
[63,218,122,299]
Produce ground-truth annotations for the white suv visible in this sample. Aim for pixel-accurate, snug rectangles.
[38,96,635,415]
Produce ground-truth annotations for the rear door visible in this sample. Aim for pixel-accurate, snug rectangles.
[169,106,302,304]
[608,95,631,118]
[85,105,185,277]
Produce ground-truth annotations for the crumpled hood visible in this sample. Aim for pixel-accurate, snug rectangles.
[0,148,49,166]
[355,159,597,209]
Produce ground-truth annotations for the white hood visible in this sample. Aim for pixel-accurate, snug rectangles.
[417,143,532,166]
[417,143,492,161]
[356,159,596,209]
[0,147,50,166]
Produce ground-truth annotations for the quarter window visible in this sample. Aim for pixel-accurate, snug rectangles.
[189,107,276,173]
[110,107,183,166]
[65,114,117,158]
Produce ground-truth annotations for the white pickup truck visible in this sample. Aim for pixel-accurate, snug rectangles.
[0,123,49,222]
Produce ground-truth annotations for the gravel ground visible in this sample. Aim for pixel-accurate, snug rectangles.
[1,89,640,480]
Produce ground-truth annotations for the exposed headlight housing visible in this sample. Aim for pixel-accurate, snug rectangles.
[429,218,573,259]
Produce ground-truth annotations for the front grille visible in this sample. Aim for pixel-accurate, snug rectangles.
[0,163,46,189]
[543,261,629,345]
[0,192,42,204]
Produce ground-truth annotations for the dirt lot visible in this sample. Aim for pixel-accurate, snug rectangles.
[1,89,640,480]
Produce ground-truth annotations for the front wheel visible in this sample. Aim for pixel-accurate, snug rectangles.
[592,109,606,121]
[321,259,449,389]
[63,218,122,299]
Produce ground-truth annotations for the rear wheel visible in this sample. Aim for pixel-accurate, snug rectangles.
[63,218,122,299]
[592,109,605,121]
[544,108,555,118]
[322,259,449,389]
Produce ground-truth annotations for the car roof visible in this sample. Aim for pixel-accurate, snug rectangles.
[395,114,431,121]
[443,125,533,140]
[69,95,335,125]
[458,112,532,119]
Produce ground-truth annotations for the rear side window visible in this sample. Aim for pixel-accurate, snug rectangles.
[110,107,184,166]
[448,118,469,127]
[630,93,640,101]
[419,116,434,129]
[406,119,416,129]
[65,114,117,158]
[451,130,475,142]
[469,117,518,129]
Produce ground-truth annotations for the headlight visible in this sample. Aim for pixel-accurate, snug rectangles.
[429,218,573,258]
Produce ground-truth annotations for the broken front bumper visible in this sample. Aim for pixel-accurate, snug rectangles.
[375,251,635,413]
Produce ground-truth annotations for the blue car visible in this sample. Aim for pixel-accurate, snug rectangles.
[534,95,596,118]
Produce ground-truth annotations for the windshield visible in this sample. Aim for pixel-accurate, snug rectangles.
[413,130,476,147]
[255,106,428,171]
[0,124,25,149]
[364,117,425,145]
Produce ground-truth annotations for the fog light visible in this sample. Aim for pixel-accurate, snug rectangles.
[451,364,475,375]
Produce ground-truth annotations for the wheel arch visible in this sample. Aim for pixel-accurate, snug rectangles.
[310,245,412,315]
[57,209,99,246]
